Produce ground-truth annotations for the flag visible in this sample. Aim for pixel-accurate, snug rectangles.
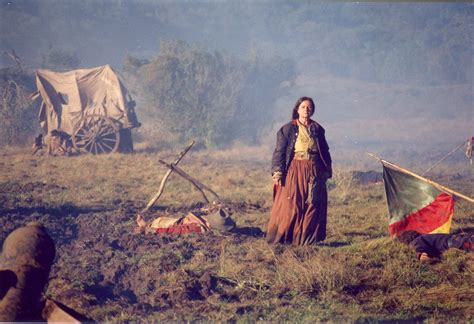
[382,162,454,237]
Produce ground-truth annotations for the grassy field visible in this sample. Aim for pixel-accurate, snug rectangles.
[0,145,473,322]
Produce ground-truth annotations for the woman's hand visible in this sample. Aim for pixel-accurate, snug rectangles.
[272,171,282,186]
[419,252,431,262]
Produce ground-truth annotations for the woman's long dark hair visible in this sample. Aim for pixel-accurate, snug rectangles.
[292,96,315,120]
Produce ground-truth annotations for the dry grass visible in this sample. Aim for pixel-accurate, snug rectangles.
[0,146,473,321]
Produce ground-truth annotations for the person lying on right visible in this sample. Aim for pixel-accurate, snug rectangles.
[398,230,473,262]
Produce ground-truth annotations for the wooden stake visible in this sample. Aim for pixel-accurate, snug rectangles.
[367,152,474,203]
[139,140,195,215]
[158,160,221,203]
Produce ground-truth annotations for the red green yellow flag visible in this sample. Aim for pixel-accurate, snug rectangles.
[382,163,454,237]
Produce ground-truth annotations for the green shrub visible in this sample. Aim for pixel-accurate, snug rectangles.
[0,67,38,146]
[125,40,296,147]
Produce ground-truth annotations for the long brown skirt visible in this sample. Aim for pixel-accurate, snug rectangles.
[266,159,328,245]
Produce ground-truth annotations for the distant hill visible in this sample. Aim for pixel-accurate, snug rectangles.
[1,2,472,86]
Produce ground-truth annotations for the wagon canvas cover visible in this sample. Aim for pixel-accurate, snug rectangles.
[35,65,130,135]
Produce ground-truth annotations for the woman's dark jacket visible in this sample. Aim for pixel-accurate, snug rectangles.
[271,119,332,179]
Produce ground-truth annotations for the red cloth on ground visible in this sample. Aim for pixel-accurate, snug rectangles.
[155,223,204,234]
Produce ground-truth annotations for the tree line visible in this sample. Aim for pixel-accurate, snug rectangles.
[1,2,472,85]
[0,40,295,147]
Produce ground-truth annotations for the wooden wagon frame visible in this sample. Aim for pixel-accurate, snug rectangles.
[32,65,140,154]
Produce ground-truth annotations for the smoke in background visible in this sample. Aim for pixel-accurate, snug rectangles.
[1,1,472,157]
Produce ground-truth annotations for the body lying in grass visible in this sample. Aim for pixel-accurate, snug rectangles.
[135,204,235,234]
[398,230,473,262]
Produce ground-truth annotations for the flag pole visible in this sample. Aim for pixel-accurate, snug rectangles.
[366,152,474,203]
[421,138,469,176]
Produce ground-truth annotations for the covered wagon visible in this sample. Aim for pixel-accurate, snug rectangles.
[32,65,140,154]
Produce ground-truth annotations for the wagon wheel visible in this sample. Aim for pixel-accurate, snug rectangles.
[72,115,120,154]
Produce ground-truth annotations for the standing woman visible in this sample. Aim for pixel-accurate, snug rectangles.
[267,96,332,245]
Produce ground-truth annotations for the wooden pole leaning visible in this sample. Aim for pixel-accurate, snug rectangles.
[139,140,195,215]
[421,138,470,176]
[367,152,474,203]
[158,160,222,203]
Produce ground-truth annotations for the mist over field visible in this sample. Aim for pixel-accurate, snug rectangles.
[1,1,472,163]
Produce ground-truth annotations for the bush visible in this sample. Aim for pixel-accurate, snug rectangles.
[40,47,81,71]
[0,68,38,146]
[125,40,296,147]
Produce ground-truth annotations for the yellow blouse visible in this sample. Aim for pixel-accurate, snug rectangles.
[294,121,317,153]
